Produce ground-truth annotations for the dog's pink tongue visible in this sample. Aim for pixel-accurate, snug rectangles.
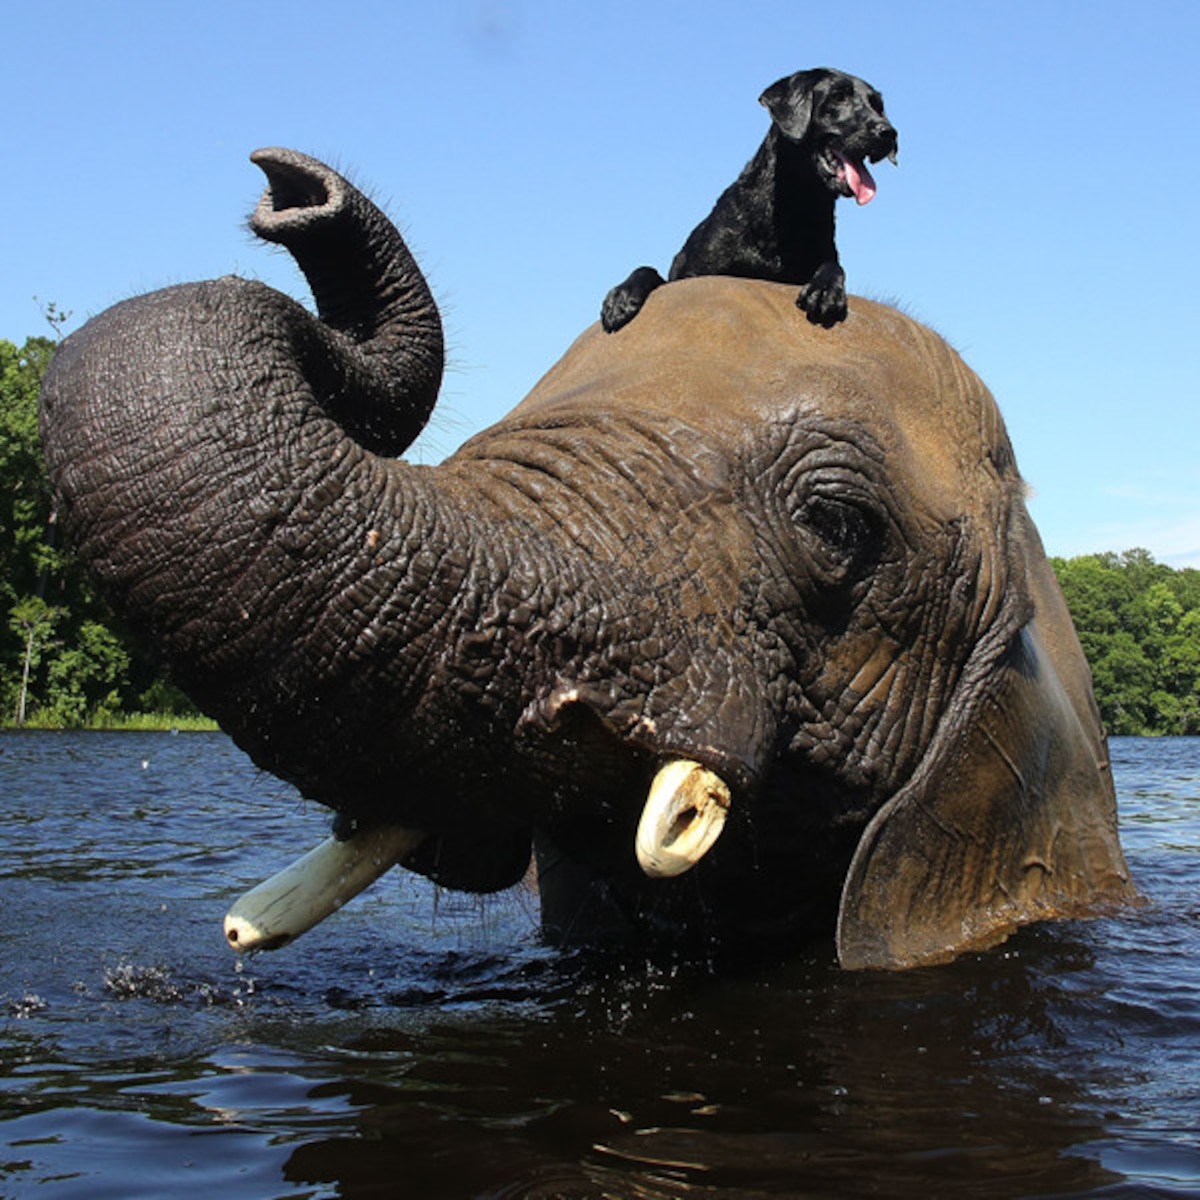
[838,152,877,205]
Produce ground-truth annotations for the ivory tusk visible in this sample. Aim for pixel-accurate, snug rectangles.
[636,759,731,878]
[224,824,425,952]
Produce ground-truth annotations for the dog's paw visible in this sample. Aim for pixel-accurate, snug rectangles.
[600,286,643,333]
[797,263,848,328]
[601,266,666,333]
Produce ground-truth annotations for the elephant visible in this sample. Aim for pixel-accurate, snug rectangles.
[39,148,1136,970]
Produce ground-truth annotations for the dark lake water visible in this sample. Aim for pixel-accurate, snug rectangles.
[1,731,1199,1198]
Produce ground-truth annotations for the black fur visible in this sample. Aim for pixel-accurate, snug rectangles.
[601,68,898,332]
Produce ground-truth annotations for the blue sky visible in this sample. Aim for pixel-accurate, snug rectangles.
[4,1,1198,565]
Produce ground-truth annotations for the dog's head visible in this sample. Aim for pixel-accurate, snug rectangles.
[760,68,898,205]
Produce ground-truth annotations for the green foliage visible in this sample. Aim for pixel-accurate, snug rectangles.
[1052,550,1200,736]
[0,337,56,602]
[0,332,203,728]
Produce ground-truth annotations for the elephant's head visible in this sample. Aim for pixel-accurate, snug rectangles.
[40,149,1135,969]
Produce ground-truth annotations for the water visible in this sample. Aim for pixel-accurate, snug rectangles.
[1,732,1198,1198]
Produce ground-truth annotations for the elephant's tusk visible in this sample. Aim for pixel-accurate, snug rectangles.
[636,760,731,878]
[223,825,425,952]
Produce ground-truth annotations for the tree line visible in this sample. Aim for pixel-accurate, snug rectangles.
[1,332,1198,733]
[1051,549,1200,735]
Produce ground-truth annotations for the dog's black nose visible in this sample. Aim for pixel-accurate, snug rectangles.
[874,125,899,160]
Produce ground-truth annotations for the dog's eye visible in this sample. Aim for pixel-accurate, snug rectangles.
[868,91,886,115]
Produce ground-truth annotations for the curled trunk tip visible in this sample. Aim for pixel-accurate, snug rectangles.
[249,147,346,241]
[241,146,445,454]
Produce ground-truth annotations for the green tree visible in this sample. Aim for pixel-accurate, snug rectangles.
[0,336,56,599]
[1158,607,1200,734]
[0,336,59,720]
[1053,550,1200,736]
[7,595,64,725]
[42,620,131,726]
[1090,630,1156,735]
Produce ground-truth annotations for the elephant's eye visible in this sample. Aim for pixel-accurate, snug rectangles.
[797,493,880,585]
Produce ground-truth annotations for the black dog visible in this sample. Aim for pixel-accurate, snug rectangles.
[601,68,898,332]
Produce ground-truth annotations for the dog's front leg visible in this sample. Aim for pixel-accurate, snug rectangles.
[601,265,667,333]
[796,260,848,327]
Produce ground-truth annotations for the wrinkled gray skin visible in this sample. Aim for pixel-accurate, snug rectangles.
[40,150,1136,969]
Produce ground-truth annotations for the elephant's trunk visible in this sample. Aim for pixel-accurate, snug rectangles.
[38,151,471,821]
[248,147,444,456]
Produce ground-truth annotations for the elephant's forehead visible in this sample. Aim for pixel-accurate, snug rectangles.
[515,280,1009,501]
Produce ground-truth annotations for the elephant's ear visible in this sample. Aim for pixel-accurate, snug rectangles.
[836,612,1138,971]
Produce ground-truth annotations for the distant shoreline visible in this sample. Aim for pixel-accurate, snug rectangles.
[1,713,220,733]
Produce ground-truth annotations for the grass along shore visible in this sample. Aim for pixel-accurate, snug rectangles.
[5,712,220,732]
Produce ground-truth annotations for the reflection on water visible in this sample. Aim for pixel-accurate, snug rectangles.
[2,732,1199,1197]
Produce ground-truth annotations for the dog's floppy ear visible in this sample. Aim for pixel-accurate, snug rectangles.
[759,70,821,140]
